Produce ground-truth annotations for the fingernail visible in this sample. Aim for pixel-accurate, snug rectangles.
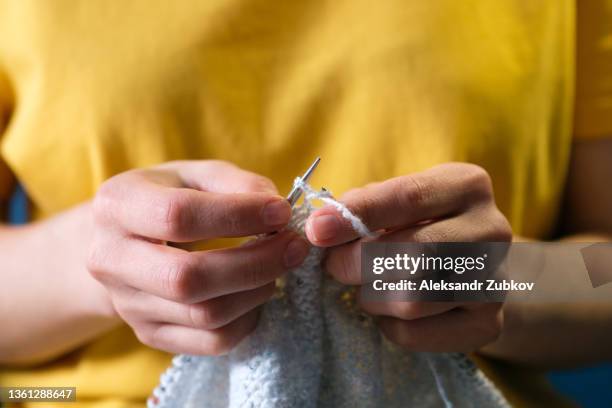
[262,199,291,227]
[284,237,310,268]
[310,214,340,242]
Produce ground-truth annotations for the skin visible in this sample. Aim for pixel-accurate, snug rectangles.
[87,161,312,356]
[0,160,311,363]
[483,138,612,368]
[305,139,612,366]
[304,163,512,352]
[0,140,610,367]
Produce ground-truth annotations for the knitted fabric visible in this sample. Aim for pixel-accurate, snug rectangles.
[149,180,509,408]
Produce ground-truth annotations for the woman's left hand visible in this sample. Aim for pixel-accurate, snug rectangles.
[305,163,512,352]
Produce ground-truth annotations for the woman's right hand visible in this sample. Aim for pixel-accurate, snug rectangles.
[87,160,310,355]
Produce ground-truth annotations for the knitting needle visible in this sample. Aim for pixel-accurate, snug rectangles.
[261,157,320,237]
[286,156,321,207]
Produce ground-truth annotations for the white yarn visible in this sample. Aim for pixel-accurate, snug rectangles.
[148,180,509,408]
[292,177,377,239]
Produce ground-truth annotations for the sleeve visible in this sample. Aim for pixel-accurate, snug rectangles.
[573,0,612,139]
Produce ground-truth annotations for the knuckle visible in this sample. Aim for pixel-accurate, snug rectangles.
[161,192,193,240]
[327,248,358,284]
[341,185,378,216]
[220,197,243,235]
[339,253,356,283]
[348,194,377,230]
[163,159,187,168]
[474,306,503,345]
[399,175,430,208]
[488,306,504,335]
[86,243,110,281]
[207,159,237,171]
[189,303,222,329]
[340,187,360,201]
[92,181,119,224]
[203,311,259,355]
[112,299,136,320]
[245,175,276,193]
[458,162,488,179]
[490,211,513,242]
[134,326,159,349]
[163,255,200,302]
[243,256,271,289]
[204,333,236,356]
[480,324,502,346]
[85,245,101,274]
[342,183,384,229]
[477,209,512,242]
[462,164,493,201]
[161,196,183,236]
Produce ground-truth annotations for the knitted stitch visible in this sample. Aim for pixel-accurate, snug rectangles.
[149,180,509,408]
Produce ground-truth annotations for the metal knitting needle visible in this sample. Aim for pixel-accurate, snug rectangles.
[286,156,321,207]
[261,157,321,237]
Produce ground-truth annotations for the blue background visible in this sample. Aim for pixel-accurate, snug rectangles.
[7,186,612,407]
[548,364,612,407]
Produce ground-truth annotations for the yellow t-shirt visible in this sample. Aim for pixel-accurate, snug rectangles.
[0,1,611,407]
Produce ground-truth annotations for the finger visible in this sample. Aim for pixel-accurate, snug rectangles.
[89,231,309,303]
[378,303,503,352]
[323,238,362,285]
[359,300,456,320]
[96,172,292,241]
[117,283,275,330]
[157,160,279,194]
[381,206,512,244]
[306,163,494,246]
[324,208,510,285]
[135,308,260,355]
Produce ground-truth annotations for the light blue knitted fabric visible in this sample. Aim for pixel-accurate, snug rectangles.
[149,181,509,408]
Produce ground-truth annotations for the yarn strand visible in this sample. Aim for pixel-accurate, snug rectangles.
[292,177,376,239]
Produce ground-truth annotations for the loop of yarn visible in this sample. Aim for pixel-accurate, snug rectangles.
[292,177,376,239]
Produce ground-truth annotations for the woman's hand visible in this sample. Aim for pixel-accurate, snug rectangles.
[88,160,310,355]
[305,163,512,352]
